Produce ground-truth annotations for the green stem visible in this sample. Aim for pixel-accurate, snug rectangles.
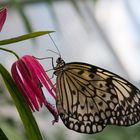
[0,48,19,59]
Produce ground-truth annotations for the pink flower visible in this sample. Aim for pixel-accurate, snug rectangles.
[0,8,7,32]
[11,55,58,123]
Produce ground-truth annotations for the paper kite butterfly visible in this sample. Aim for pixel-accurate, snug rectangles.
[53,57,140,134]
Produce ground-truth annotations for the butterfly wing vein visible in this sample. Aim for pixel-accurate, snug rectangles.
[56,63,140,134]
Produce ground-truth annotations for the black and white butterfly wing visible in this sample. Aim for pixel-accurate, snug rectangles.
[55,62,140,134]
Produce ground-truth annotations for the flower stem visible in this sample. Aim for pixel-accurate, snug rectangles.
[0,48,19,59]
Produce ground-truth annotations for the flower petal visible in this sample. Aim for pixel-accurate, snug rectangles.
[0,8,7,32]
[29,56,56,97]
[11,62,35,111]
[16,59,43,110]
[11,55,59,123]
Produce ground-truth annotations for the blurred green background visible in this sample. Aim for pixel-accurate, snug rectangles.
[1,0,140,140]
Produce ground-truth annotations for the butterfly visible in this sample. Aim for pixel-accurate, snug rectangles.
[53,57,140,134]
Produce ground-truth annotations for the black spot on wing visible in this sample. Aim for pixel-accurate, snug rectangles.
[89,67,97,73]
[105,77,113,87]
[72,90,76,95]
[77,70,84,75]
[98,102,103,107]
[81,86,86,91]
[89,73,94,79]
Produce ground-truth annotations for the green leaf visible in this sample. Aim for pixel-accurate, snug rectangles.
[0,31,55,45]
[0,64,43,140]
[0,128,9,140]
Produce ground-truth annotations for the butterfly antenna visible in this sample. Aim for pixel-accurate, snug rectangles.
[49,34,61,58]
[46,49,60,57]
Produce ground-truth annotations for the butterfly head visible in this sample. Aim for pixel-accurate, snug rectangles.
[54,57,65,75]
[56,57,63,64]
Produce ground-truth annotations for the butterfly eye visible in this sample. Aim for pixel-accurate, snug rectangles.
[56,57,62,63]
